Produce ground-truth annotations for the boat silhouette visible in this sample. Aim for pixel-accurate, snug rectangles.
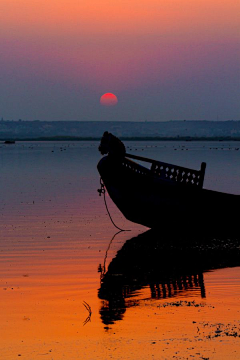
[97,132,239,229]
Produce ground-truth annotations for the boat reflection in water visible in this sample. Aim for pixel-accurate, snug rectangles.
[98,229,240,325]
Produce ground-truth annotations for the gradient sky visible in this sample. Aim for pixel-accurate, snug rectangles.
[0,0,239,121]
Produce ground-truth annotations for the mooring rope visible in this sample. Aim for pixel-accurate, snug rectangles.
[98,178,131,232]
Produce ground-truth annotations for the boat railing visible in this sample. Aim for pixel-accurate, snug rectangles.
[125,153,206,188]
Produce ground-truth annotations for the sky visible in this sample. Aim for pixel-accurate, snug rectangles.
[0,0,239,121]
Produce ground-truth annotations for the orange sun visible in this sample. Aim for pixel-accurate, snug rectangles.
[100,93,118,106]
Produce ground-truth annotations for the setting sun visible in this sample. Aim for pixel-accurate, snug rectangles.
[100,93,118,106]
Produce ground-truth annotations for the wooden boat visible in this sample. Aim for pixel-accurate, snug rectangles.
[97,133,239,230]
[4,140,15,144]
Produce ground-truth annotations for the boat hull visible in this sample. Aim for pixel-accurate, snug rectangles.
[98,156,239,230]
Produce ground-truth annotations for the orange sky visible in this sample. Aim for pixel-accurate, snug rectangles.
[1,0,239,43]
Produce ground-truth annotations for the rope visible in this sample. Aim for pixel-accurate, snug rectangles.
[98,178,131,232]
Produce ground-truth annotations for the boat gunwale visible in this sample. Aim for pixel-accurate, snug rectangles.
[124,153,206,188]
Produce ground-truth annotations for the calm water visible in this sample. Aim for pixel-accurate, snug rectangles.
[1,140,240,359]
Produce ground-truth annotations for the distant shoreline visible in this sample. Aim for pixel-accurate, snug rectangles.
[2,120,240,139]
[2,136,240,142]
